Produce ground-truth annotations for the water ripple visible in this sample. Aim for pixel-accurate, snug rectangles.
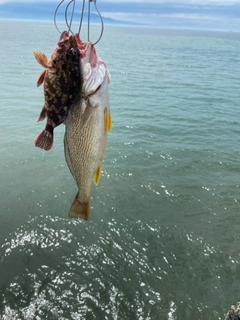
[0,216,238,319]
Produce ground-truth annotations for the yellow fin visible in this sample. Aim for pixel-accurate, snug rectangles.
[93,165,101,185]
[104,108,112,134]
[32,51,50,68]
[108,111,112,131]
[68,195,90,220]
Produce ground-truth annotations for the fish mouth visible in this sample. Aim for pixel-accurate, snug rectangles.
[75,36,98,69]
[56,31,78,55]
[59,31,69,41]
[59,31,77,45]
[75,35,93,59]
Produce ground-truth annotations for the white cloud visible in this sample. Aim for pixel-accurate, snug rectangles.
[1,0,240,31]
[102,10,240,29]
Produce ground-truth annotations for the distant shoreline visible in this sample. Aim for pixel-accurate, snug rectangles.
[0,18,239,34]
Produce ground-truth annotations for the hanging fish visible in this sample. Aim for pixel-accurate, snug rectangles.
[64,37,112,220]
[32,31,82,151]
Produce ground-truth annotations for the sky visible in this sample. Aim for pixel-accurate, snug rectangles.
[1,0,240,31]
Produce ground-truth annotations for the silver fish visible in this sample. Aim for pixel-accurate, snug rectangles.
[64,38,112,220]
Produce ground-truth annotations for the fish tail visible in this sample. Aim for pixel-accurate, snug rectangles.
[34,128,53,151]
[68,195,90,220]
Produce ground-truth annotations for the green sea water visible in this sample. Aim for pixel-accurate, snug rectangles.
[1,20,240,319]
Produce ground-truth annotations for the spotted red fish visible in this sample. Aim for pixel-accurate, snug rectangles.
[32,31,82,151]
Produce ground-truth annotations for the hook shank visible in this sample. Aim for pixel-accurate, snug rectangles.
[54,0,104,45]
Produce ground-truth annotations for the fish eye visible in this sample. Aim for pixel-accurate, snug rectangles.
[68,48,75,55]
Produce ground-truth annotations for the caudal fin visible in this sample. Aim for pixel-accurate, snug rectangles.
[34,129,53,151]
[68,195,90,220]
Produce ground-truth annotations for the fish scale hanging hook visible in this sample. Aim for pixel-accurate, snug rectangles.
[54,0,104,45]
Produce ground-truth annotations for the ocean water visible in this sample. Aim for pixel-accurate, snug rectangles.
[1,19,240,319]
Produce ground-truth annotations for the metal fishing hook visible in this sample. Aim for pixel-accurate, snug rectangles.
[54,0,104,45]
[88,0,104,45]
[65,0,76,34]
[54,0,65,34]
[54,0,75,34]
[78,0,86,36]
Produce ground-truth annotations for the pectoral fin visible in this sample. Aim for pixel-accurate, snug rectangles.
[104,108,112,134]
[80,101,96,129]
[32,51,50,68]
[93,164,101,185]
[108,111,112,131]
